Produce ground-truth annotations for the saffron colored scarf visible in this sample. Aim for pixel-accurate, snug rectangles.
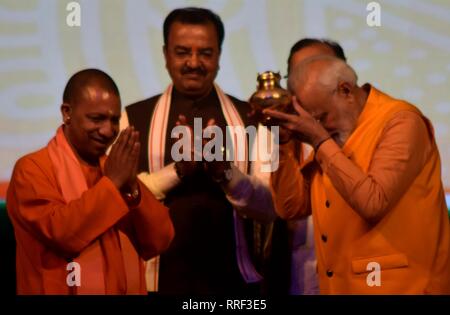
[47,126,143,294]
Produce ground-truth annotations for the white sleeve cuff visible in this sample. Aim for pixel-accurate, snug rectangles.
[138,163,180,200]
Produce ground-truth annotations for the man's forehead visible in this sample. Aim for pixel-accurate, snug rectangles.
[294,60,333,96]
[75,86,120,113]
[82,86,114,101]
[168,22,218,45]
[82,103,121,116]
[296,83,328,111]
[170,21,215,32]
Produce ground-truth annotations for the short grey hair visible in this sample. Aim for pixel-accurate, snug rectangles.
[288,55,358,94]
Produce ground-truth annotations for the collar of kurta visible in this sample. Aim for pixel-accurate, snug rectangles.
[354,83,379,129]
[147,83,248,174]
[171,85,219,110]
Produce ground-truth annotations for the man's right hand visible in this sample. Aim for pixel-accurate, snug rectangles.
[278,126,293,144]
[263,96,330,149]
[104,126,140,190]
[174,115,202,180]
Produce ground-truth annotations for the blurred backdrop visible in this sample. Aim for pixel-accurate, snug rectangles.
[1,0,449,207]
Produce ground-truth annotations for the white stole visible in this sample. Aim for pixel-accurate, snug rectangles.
[145,84,262,291]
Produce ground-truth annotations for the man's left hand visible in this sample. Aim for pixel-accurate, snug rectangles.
[202,118,232,184]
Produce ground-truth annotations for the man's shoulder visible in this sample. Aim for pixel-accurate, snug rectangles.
[372,86,422,116]
[125,94,162,130]
[226,94,250,107]
[13,147,51,176]
[225,93,253,121]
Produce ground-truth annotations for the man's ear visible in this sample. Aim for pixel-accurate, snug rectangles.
[338,81,353,97]
[163,45,168,67]
[61,103,72,124]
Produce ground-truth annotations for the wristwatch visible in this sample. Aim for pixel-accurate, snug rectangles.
[123,187,140,205]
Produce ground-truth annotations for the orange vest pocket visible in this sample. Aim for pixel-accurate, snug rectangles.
[351,253,409,274]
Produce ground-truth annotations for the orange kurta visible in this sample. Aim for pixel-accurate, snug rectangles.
[7,133,174,294]
[271,86,450,294]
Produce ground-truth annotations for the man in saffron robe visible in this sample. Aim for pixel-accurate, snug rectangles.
[264,56,450,294]
[7,69,174,295]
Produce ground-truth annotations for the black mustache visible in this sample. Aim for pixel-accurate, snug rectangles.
[181,67,207,76]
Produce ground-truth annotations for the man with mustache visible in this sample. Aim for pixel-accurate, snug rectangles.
[265,56,450,293]
[7,69,174,294]
[121,8,276,294]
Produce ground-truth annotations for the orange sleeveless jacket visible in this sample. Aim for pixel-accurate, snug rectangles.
[310,87,450,294]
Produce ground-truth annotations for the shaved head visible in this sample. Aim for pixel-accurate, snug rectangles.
[60,69,121,165]
[63,68,120,105]
[288,56,357,96]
